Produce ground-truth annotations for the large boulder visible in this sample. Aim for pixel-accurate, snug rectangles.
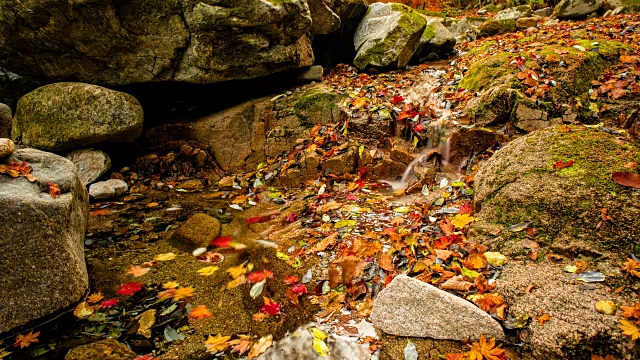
[0,102,10,138]
[413,17,456,61]
[309,0,341,35]
[477,19,516,37]
[0,0,314,85]
[494,5,532,20]
[65,149,111,186]
[553,0,604,19]
[13,83,144,152]
[473,126,640,260]
[353,3,426,70]
[0,148,89,333]
[371,275,504,340]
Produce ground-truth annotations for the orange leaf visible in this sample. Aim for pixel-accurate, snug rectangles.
[14,331,40,349]
[190,305,212,319]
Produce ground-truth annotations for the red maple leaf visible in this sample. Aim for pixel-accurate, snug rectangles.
[459,202,473,215]
[290,284,308,295]
[211,236,233,248]
[285,213,297,222]
[260,298,281,316]
[414,123,425,133]
[390,95,404,104]
[283,275,299,285]
[245,216,271,224]
[100,298,118,308]
[553,159,575,170]
[116,282,143,296]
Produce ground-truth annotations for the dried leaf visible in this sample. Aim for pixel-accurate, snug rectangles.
[613,172,640,189]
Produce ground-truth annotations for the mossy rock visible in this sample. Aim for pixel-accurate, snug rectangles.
[472,125,640,260]
[292,85,344,126]
[477,19,516,37]
[13,83,143,152]
[353,3,427,70]
[460,40,626,126]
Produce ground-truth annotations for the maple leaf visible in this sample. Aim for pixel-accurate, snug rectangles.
[211,236,233,248]
[464,253,488,270]
[459,202,473,215]
[351,239,382,257]
[189,305,212,320]
[352,97,368,109]
[466,335,506,360]
[390,95,404,104]
[229,335,253,354]
[285,213,297,222]
[87,292,104,304]
[619,319,640,341]
[473,293,506,313]
[621,258,640,277]
[439,219,455,235]
[451,214,476,229]
[553,159,575,170]
[205,334,231,353]
[227,263,248,279]
[621,303,640,321]
[197,266,219,276]
[247,270,273,283]
[73,301,95,318]
[49,183,61,198]
[100,298,118,309]
[283,274,299,285]
[116,282,143,296]
[13,331,39,349]
[162,281,180,289]
[128,265,150,277]
[173,287,195,301]
[260,297,281,316]
[290,283,308,295]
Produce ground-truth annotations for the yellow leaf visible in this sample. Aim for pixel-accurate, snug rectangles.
[595,300,616,315]
[198,266,219,276]
[451,214,476,229]
[334,219,356,229]
[154,252,177,261]
[136,309,156,338]
[227,263,248,279]
[162,281,180,289]
[173,287,195,301]
[310,327,327,340]
[352,97,368,109]
[227,275,247,289]
[619,319,640,341]
[248,335,273,359]
[483,252,507,267]
[205,334,231,353]
[87,292,104,304]
[0,348,10,359]
[313,338,330,357]
[73,301,95,319]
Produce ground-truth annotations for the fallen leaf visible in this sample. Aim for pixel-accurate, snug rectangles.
[613,172,640,189]
[172,287,195,301]
[484,252,507,267]
[466,335,505,360]
[128,265,150,277]
[13,331,39,349]
[73,301,95,318]
[595,300,616,315]
[87,292,104,304]
[260,297,281,316]
[154,252,177,261]
[248,335,272,359]
[136,309,156,338]
[190,305,212,320]
[619,319,640,341]
[197,266,219,276]
[535,313,551,326]
[464,253,488,270]
[49,183,60,198]
[451,214,476,229]
[621,258,640,277]
[205,334,231,353]
[116,282,144,296]
[440,276,473,291]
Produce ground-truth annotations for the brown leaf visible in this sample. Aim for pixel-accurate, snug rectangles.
[612,172,640,189]
[440,276,473,291]
[522,239,540,260]
[338,256,367,284]
[311,232,339,253]
[378,253,395,272]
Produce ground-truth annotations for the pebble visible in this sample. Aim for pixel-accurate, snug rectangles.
[0,138,15,158]
[89,179,129,199]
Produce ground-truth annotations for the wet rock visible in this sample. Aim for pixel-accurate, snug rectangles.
[178,179,204,190]
[193,150,207,167]
[309,0,341,35]
[65,339,136,360]
[494,5,532,20]
[387,137,416,165]
[14,83,143,152]
[295,65,324,83]
[515,16,539,29]
[218,176,236,188]
[0,0,314,85]
[371,275,504,340]
[170,213,221,249]
[445,128,506,167]
[0,148,89,333]
[372,158,407,180]
[300,151,321,181]
[324,147,357,175]
[473,126,640,260]
[513,103,562,132]
[554,0,603,19]
[65,149,111,186]
[89,179,129,200]
[477,19,516,37]
[353,3,426,70]
[533,7,554,17]
[496,262,635,358]
[258,323,371,360]
[413,17,456,61]
[0,137,14,158]
[0,102,10,138]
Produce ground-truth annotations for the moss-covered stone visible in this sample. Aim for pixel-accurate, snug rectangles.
[354,3,427,70]
[13,82,144,152]
[473,125,640,260]
[477,19,516,37]
[292,87,342,125]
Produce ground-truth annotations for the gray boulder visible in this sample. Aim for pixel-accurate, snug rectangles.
[0,0,314,85]
[0,102,10,138]
[370,275,504,340]
[65,149,112,186]
[554,0,603,19]
[0,148,89,333]
[309,0,341,35]
[13,83,143,152]
[494,5,533,20]
[89,179,129,200]
[413,17,456,61]
[533,7,554,17]
[353,3,426,70]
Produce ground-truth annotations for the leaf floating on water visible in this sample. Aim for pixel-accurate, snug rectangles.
[403,341,418,360]
[250,280,266,299]
[573,271,605,283]
[509,221,531,232]
[154,252,177,261]
[612,172,640,189]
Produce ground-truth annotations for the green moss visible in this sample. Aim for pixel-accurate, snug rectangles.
[477,19,516,37]
[293,89,339,125]
[421,23,437,42]
[459,52,515,92]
